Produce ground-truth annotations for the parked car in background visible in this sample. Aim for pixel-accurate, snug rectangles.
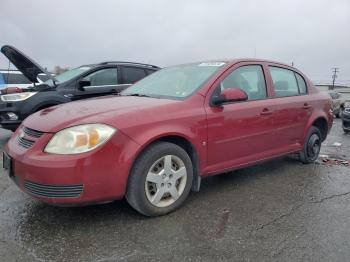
[0,45,160,131]
[3,59,332,216]
[328,91,345,118]
[0,69,51,91]
[341,102,350,133]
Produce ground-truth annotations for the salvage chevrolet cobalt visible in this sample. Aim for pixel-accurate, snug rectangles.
[3,59,333,216]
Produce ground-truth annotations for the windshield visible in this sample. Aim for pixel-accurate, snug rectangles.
[122,62,226,99]
[44,66,91,87]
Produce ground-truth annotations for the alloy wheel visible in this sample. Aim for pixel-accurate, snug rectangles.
[145,155,187,208]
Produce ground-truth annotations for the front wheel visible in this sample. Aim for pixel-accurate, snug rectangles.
[126,142,193,216]
[299,126,322,164]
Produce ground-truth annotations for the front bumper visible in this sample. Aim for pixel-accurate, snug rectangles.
[4,127,141,206]
[0,102,23,131]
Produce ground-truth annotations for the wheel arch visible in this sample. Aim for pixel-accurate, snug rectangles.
[310,117,329,141]
[130,133,202,192]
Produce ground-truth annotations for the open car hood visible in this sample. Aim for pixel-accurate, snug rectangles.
[1,45,56,84]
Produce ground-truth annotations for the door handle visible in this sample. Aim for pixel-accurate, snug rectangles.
[260,108,273,115]
[302,103,311,109]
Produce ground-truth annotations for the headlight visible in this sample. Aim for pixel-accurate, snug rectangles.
[44,124,116,154]
[1,92,37,102]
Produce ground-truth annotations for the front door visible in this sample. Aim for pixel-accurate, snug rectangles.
[73,67,121,100]
[205,64,277,173]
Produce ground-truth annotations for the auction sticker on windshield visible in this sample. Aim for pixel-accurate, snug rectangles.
[198,62,226,67]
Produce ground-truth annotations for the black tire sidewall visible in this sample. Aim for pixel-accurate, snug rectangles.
[127,142,193,216]
[301,126,322,163]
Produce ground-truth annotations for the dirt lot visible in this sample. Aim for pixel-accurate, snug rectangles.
[0,119,349,262]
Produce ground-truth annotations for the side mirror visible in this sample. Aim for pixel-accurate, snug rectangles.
[212,88,248,106]
[78,80,91,90]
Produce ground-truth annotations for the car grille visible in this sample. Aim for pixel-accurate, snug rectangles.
[24,181,83,198]
[23,127,44,138]
[17,126,44,149]
[17,136,35,148]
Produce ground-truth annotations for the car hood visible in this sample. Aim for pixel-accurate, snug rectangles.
[1,45,56,84]
[23,96,180,133]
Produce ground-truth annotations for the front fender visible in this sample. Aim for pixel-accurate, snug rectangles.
[121,122,207,175]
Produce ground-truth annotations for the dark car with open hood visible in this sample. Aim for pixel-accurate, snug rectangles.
[0,45,160,131]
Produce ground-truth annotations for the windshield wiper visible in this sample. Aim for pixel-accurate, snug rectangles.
[122,93,153,98]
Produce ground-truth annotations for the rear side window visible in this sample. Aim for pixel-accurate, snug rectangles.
[219,65,267,100]
[122,67,146,84]
[3,73,32,85]
[295,73,307,94]
[269,67,299,97]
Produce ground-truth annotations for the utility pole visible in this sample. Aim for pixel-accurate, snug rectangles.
[331,67,339,90]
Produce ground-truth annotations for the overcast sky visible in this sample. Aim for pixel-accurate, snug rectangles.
[1,0,349,84]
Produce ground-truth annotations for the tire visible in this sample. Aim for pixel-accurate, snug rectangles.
[299,126,322,164]
[126,142,193,216]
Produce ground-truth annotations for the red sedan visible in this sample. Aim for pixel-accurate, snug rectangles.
[3,59,333,216]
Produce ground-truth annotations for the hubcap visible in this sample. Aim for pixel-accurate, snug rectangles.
[307,133,321,159]
[145,155,187,208]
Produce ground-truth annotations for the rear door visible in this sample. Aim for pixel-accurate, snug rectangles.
[205,63,277,172]
[268,65,311,150]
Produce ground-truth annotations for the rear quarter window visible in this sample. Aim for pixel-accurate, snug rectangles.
[295,73,307,94]
[145,69,157,75]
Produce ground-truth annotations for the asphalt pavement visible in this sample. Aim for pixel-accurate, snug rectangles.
[0,119,349,262]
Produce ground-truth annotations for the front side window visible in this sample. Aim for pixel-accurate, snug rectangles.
[83,68,118,86]
[218,65,267,100]
[269,67,300,97]
[122,63,225,99]
[122,67,146,84]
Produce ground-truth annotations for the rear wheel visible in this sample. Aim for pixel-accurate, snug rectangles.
[126,142,193,216]
[299,126,322,164]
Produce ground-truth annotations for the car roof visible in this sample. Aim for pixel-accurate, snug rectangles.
[192,58,295,67]
[169,58,298,71]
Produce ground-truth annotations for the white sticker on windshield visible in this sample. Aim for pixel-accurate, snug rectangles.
[198,62,226,67]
